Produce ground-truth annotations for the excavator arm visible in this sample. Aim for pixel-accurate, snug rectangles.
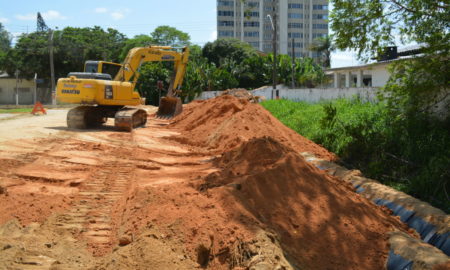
[115,46,190,97]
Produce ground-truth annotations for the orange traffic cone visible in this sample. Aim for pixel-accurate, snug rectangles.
[31,102,47,115]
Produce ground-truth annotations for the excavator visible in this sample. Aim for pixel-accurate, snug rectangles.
[56,46,189,131]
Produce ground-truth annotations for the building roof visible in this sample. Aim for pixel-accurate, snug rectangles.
[326,54,420,73]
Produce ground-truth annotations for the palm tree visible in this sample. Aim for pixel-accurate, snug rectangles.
[309,35,335,68]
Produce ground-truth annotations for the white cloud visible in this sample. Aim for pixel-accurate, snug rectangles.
[111,12,124,20]
[110,9,130,20]
[15,14,35,20]
[209,30,217,41]
[42,10,67,20]
[95,7,108,14]
[0,17,9,23]
[15,10,66,21]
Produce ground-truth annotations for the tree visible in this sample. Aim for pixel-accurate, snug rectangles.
[119,34,154,61]
[0,23,11,70]
[202,38,257,67]
[309,35,335,68]
[331,0,450,116]
[36,12,49,32]
[4,26,127,80]
[331,0,449,59]
[150,26,190,47]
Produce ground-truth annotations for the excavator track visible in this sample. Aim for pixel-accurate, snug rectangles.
[67,106,147,132]
[114,107,148,132]
[67,106,105,130]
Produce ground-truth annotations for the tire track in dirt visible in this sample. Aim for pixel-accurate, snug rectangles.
[53,134,136,257]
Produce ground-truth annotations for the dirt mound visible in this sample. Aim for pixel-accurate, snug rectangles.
[170,95,335,160]
[201,137,414,270]
[221,88,262,103]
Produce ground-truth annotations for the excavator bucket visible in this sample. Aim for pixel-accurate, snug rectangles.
[157,97,183,117]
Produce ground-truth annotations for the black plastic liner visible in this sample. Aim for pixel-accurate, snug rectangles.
[387,250,413,270]
[313,163,450,258]
[373,198,450,256]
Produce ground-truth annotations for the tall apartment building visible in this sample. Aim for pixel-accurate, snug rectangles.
[217,0,328,58]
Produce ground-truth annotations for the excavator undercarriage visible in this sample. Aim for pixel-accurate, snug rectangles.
[67,106,147,131]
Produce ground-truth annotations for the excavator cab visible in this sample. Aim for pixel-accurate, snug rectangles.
[84,61,122,79]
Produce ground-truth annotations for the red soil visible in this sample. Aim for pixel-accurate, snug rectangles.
[169,95,336,160]
[198,136,411,270]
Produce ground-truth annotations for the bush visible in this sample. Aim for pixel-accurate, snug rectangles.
[262,99,450,213]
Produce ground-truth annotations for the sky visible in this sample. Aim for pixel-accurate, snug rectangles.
[0,0,359,68]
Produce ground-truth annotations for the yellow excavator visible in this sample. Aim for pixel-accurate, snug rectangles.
[56,46,189,131]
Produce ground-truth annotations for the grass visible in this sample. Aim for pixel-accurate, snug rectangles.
[262,98,450,213]
[0,108,33,113]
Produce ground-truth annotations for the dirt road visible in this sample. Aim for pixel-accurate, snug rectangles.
[0,99,447,270]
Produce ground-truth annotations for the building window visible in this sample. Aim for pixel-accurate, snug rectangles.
[313,24,328,29]
[244,21,260,27]
[264,44,272,50]
[244,11,259,17]
[288,23,303,29]
[288,32,303,38]
[218,21,234,27]
[218,11,234,16]
[313,33,327,39]
[288,42,303,48]
[313,14,328,20]
[249,41,260,47]
[218,0,234,7]
[313,4,328,10]
[244,31,259,37]
[288,3,303,9]
[264,33,272,39]
[246,1,259,8]
[218,31,234,37]
[288,13,303,19]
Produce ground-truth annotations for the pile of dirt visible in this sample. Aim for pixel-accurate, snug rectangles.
[170,95,335,160]
[220,88,263,103]
[200,136,414,270]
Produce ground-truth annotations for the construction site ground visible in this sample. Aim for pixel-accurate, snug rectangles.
[0,96,448,270]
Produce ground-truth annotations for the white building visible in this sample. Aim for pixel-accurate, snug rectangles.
[326,47,424,88]
[217,0,329,58]
[326,61,391,88]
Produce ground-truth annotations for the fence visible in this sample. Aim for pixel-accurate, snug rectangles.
[196,86,380,103]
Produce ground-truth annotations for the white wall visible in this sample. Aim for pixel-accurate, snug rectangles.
[0,78,36,105]
[196,86,380,103]
[370,65,391,87]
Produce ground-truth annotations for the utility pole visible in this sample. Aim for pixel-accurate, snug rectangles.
[14,70,19,106]
[268,0,278,99]
[273,12,278,98]
[34,73,37,104]
[49,29,56,106]
[291,38,296,89]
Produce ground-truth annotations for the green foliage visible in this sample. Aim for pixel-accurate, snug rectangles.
[202,38,257,67]
[330,0,449,118]
[262,99,450,212]
[3,26,126,80]
[0,23,11,52]
[151,26,190,47]
[309,35,335,67]
[330,0,449,60]
[0,23,11,69]
[135,62,171,105]
[381,57,450,118]
[118,34,154,61]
